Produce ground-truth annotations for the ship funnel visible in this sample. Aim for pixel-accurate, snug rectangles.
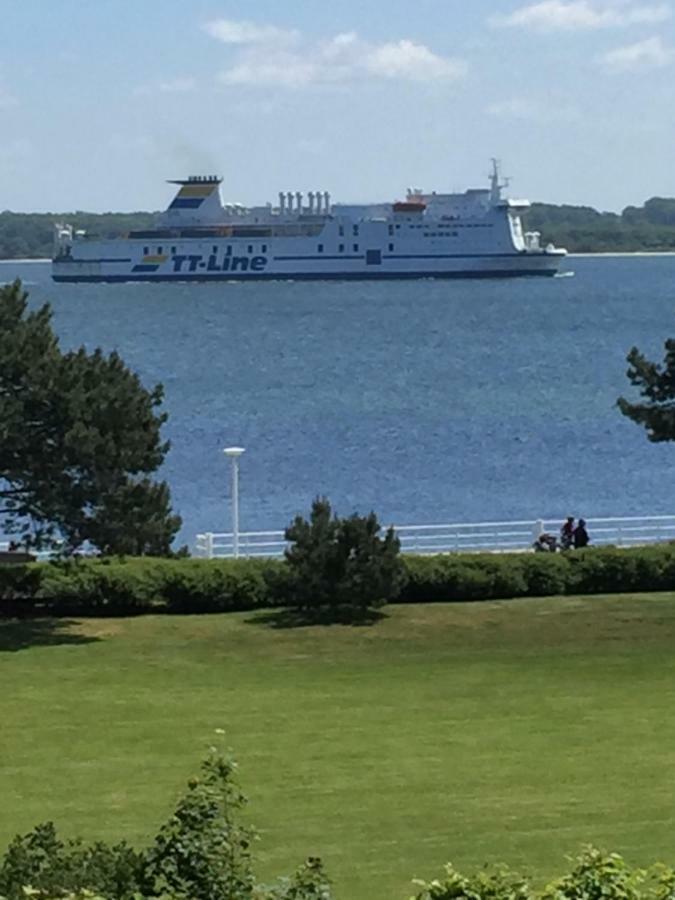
[163,176,224,225]
[279,192,286,213]
[324,191,330,214]
[286,191,293,212]
[315,191,322,214]
[308,191,315,213]
[295,191,302,213]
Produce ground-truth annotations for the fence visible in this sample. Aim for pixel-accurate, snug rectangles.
[194,514,675,559]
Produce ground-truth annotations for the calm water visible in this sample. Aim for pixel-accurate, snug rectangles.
[2,257,675,546]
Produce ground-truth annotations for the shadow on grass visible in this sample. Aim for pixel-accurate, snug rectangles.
[246,606,388,630]
[0,618,101,652]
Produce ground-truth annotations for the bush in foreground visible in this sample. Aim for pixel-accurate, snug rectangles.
[412,848,675,900]
[0,744,332,900]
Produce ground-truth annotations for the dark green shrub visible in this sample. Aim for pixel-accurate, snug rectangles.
[567,547,643,595]
[400,555,528,603]
[284,497,403,612]
[4,543,675,620]
[0,564,43,614]
[37,559,164,615]
[520,554,569,597]
[162,559,271,613]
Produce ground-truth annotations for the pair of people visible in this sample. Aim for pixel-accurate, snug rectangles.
[560,516,589,550]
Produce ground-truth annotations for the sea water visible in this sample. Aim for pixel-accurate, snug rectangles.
[3,257,675,546]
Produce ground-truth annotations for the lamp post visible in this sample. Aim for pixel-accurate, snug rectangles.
[223,447,245,558]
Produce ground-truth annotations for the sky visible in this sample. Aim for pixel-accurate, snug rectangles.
[1,0,674,213]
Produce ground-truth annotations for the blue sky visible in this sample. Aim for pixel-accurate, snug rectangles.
[1,0,674,212]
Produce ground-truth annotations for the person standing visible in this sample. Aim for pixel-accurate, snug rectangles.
[573,518,589,549]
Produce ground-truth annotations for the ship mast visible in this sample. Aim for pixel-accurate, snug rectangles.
[489,158,510,204]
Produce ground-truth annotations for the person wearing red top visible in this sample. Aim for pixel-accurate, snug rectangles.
[560,516,575,550]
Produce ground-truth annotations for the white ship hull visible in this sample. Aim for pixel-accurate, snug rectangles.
[53,249,564,283]
[52,166,566,283]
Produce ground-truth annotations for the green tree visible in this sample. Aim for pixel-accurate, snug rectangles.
[143,749,255,900]
[617,340,675,442]
[0,279,180,554]
[284,497,403,615]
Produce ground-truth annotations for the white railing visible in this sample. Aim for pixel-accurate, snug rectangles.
[195,514,675,559]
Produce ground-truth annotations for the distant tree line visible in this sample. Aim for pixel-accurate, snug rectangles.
[0,211,156,260]
[2,197,675,259]
[523,196,675,252]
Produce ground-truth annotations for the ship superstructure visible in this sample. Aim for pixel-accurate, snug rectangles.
[52,162,566,283]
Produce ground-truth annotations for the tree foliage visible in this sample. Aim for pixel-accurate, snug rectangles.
[617,340,675,442]
[523,199,675,253]
[284,497,403,613]
[0,211,156,261]
[412,849,675,900]
[0,280,180,554]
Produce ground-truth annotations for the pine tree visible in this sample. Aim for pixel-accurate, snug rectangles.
[618,340,675,441]
[0,279,180,554]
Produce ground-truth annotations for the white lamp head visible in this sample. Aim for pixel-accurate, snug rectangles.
[223,446,245,458]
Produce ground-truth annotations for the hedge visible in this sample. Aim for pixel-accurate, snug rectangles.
[3,544,675,617]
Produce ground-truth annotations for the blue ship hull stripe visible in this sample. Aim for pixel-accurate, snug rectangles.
[53,269,558,284]
[53,257,133,264]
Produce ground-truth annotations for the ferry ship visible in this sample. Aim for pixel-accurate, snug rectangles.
[51,162,566,283]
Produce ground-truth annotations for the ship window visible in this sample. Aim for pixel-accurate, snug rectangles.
[353,225,359,236]
[157,246,163,254]
[353,243,359,252]
[213,245,217,254]
[339,226,344,237]
[248,245,253,254]
[395,224,400,230]
[388,225,394,236]
[318,244,324,253]
[143,246,149,255]
[262,244,267,253]
[339,244,344,253]
[388,243,394,252]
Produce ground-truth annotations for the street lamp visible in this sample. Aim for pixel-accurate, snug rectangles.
[223,447,245,558]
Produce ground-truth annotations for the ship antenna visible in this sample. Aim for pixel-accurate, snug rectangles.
[489,158,501,203]
[489,158,511,202]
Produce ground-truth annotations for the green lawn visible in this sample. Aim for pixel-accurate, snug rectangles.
[3,596,675,899]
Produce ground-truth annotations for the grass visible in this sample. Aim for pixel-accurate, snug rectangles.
[3,595,675,899]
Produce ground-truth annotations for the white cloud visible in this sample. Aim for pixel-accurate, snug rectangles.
[203,18,299,45]
[490,1,671,31]
[485,96,579,121]
[598,34,672,68]
[366,40,467,80]
[206,19,466,87]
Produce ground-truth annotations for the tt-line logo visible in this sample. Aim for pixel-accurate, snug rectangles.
[171,253,268,273]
